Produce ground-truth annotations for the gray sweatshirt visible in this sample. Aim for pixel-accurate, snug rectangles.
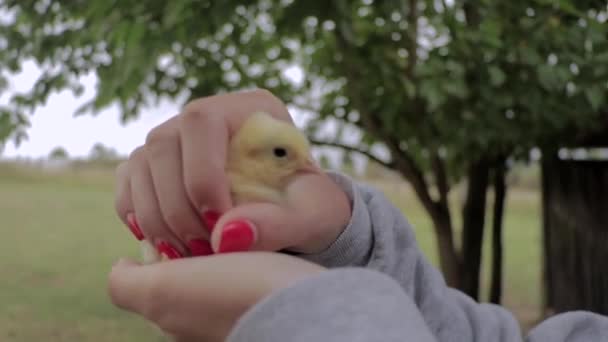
[227,173,608,342]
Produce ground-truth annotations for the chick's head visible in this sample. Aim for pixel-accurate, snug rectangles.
[228,112,317,187]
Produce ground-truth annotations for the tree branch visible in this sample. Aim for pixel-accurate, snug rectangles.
[383,135,437,213]
[309,138,395,169]
[332,12,461,284]
[431,152,450,208]
[489,157,507,304]
[463,0,481,28]
[405,0,418,78]
[334,24,438,217]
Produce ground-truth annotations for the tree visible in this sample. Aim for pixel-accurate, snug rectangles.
[1,0,607,301]
[48,146,69,160]
[88,142,119,161]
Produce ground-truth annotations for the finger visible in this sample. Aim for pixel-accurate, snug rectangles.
[107,258,155,315]
[145,127,213,256]
[210,202,296,254]
[114,161,145,241]
[114,161,132,225]
[108,256,216,334]
[178,89,294,215]
[179,110,232,215]
[211,173,349,254]
[129,148,187,258]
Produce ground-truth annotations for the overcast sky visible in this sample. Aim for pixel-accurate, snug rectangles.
[0,60,362,169]
[1,60,182,159]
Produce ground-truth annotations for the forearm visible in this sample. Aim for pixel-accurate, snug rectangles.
[227,268,437,342]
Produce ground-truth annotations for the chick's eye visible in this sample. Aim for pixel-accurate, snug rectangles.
[273,147,288,158]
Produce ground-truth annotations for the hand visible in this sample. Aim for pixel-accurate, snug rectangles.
[107,252,326,341]
[114,89,351,259]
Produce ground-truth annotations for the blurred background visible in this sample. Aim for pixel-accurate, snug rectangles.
[1,0,607,341]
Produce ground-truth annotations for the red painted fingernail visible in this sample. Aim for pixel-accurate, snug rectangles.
[188,238,213,256]
[156,241,183,260]
[218,220,255,253]
[126,213,144,241]
[202,210,222,232]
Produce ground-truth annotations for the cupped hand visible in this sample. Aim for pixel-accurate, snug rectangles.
[108,252,326,341]
[114,89,351,259]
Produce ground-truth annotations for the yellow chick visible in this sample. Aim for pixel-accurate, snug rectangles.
[226,111,317,205]
[140,111,315,264]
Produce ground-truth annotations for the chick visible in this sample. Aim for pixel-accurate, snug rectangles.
[140,111,316,264]
[226,111,317,205]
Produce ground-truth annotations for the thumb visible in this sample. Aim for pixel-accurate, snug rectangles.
[107,257,154,314]
[210,203,304,254]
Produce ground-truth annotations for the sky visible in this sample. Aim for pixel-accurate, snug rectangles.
[1,60,182,159]
[0,61,369,171]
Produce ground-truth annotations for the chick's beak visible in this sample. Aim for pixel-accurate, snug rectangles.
[298,157,319,174]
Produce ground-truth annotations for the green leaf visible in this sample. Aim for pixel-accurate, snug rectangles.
[443,81,468,99]
[488,66,506,87]
[537,65,558,91]
[519,44,543,66]
[401,77,416,98]
[584,85,604,111]
[419,80,446,110]
[163,2,189,28]
[479,19,502,48]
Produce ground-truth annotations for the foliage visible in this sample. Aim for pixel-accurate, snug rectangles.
[0,0,606,164]
[48,146,69,160]
[88,142,119,161]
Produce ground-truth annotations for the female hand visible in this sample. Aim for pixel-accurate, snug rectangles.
[108,252,326,341]
[114,89,351,259]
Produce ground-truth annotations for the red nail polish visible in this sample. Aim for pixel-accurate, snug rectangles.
[188,238,213,256]
[156,241,183,260]
[218,220,255,253]
[126,213,144,241]
[202,210,221,232]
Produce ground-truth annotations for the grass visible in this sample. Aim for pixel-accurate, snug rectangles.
[0,164,160,341]
[0,163,542,340]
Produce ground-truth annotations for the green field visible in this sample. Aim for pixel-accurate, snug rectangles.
[0,163,542,341]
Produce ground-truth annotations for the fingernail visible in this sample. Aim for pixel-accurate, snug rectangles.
[202,210,222,232]
[218,220,255,253]
[156,241,183,260]
[126,213,144,241]
[188,238,213,256]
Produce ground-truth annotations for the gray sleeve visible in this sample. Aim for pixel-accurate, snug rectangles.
[526,311,608,342]
[301,172,608,341]
[295,172,523,341]
[227,268,438,342]
[228,172,608,342]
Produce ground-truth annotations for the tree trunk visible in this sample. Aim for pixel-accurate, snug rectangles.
[489,159,507,304]
[541,154,554,316]
[430,208,462,288]
[461,158,491,300]
[542,155,608,314]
